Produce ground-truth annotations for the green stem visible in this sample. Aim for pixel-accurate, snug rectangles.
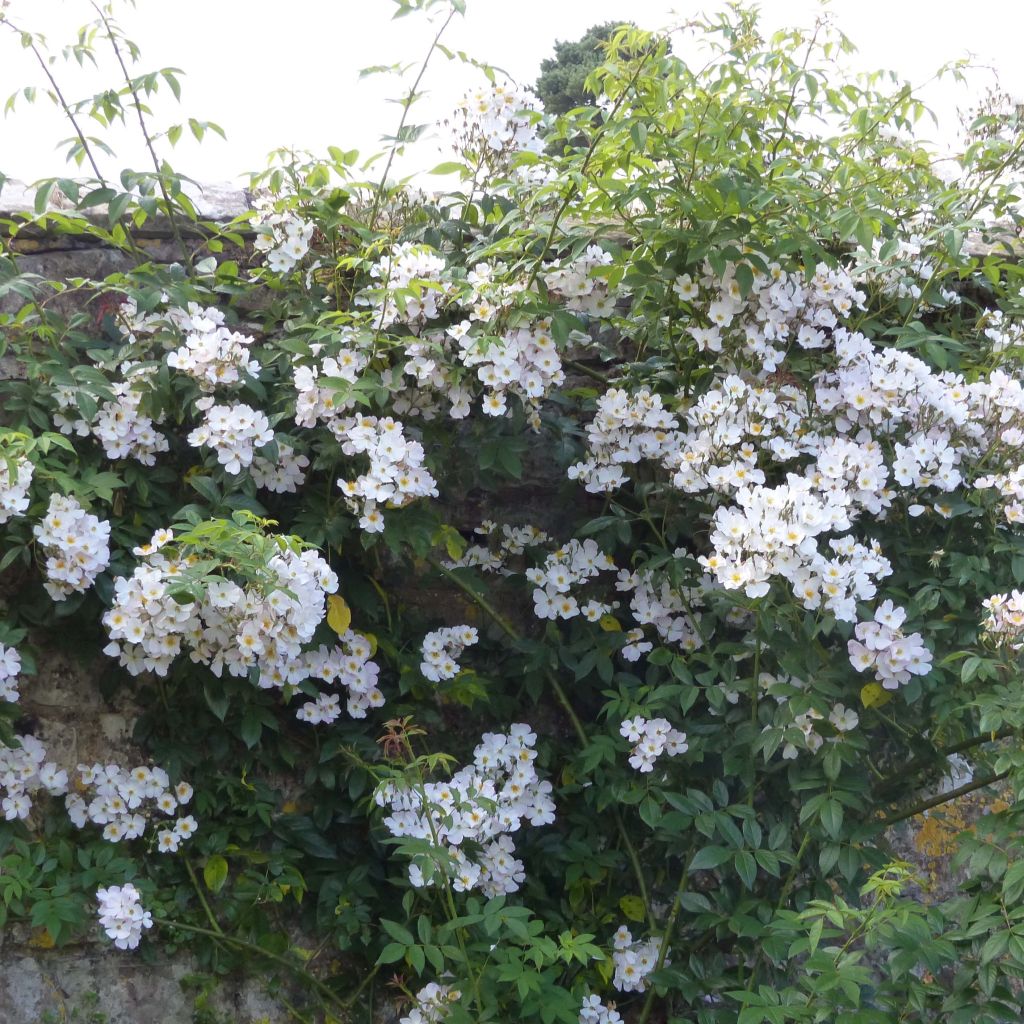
[748,622,762,806]
[402,732,484,1008]
[523,51,654,293]
[564,358,610,384]
[880,769,1010,827]
[765,22,821,180]
[427,556,653,925]
[368,5,457,232]
[340,963,380,1010]
[876,726,1019,794]
[184,856,223,936]
[162,920,348,1012]
[1,18,107,186]
[744,831,812,993]
[636,853,692,1024]
[90,1,189,264]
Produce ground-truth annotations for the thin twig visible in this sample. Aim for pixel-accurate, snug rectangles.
[368,5,457,232]
[2,18,106,185]
[880,769,1010,827]
[875,726,1019,795]
[523,51,655,294]
[162,920,348,1012]
[90,1,189,262]
[636,851,693,1024]
[183,856,224,936]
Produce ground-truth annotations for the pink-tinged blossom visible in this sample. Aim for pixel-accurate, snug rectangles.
[96,884,152,950]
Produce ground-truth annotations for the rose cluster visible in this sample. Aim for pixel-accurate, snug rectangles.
[420,625,478,682]
[251,442,310,493]
[253,198,316,275]
[166,305,261,391]
[377,724,554,896]
[543,245,620,317]
[365,242,452,330]
[528,537,617,621]
[847,600,932,689]
[0,733,67,821]
[611,925,664,993]
[296,631,384,723]
[95,884,152,951]
[579,996,623,1024]
[399,982,461,1024]
[53,363,170,466]
[454,320,566,424]
[450,80,543,157]
[615,564,707,658]
[65,762,196,850]
[568,389,679,494]
[700,476,893,621]
[0,643,22,703]
[856,234,959,307]
[333,415,438,533]
[982,590,1024,649]
[186,402,275,475]
[293,345,371,427]
[619,716,688,773]
[442,520,552,575]
[0,454,32,523]
[33,493,111,600]
[102,533,340,695]
[678,257,866,371]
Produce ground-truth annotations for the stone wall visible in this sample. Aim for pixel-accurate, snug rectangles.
[0,177,1017,1024]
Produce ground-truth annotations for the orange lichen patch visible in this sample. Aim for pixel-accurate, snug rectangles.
[26,927,56,949]
[914,805,970,860]
[911,786,1013,888]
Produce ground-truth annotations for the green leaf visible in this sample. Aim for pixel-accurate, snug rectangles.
[639,795,662,828]
[239,710,263,749]
[377,942,406,965]
[203,684,230,722]
[1002,860,1024,904]
[429,161,467,176]
[381,919,415,946]
[690,846,731,871]
[819,800,843,840]
[734,850,757,890]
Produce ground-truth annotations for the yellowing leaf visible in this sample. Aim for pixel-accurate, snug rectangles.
[599,614,622,632]
[618,895,646,922]
[326,594,352,635]
[203,854,229,893]
[860,683,892,709]
[444,530,466,561]
[361,631,378,657]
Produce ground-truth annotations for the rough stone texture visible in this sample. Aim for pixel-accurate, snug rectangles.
[0,178,254,225]
[0,949,285,1024]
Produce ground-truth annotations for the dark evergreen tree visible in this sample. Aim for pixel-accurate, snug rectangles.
[534,22,626,115]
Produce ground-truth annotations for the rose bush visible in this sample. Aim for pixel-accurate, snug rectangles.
[3,1,1024,1021]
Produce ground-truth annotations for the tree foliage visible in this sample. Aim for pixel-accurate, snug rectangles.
[535,21,632,115]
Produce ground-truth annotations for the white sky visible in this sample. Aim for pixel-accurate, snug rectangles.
[1,0,1023,187]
